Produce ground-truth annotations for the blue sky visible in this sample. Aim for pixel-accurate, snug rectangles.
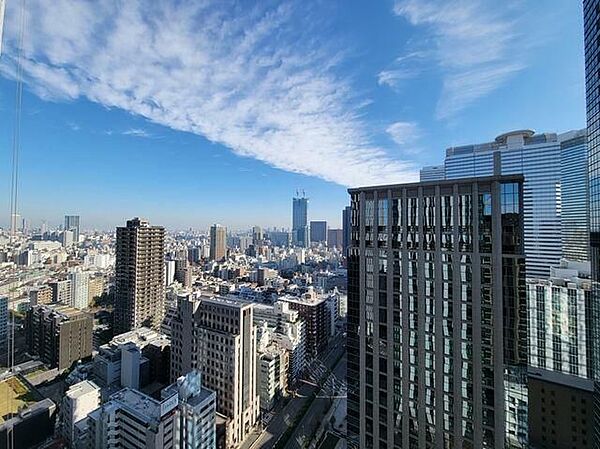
[0,0,586,230]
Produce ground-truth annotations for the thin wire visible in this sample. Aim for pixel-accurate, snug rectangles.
[5,2,26,448]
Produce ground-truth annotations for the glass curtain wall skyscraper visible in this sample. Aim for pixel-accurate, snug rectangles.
[347,175,527,449]
[292,194,309,247]
[560,130,590,262]
[585,0,600,385]
[444,130,563,279]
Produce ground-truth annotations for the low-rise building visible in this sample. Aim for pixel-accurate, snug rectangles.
[87,370,216,449]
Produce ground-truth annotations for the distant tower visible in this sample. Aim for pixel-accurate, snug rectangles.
[114,218,165,333]
[64,215,81,243]
[209,224,227,261]
[292,192,309,248]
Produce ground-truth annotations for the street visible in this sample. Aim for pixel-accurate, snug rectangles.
[242,333,346,449]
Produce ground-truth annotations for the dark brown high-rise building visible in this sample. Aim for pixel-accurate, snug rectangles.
[347,175,528,449]
[114,218,165,334]
[26,304,93,370]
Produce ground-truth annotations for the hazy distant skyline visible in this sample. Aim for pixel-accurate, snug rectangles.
[0,0,586,228]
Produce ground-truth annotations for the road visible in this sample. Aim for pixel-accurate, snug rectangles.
[242,333,346,449]
[287,353,347,449]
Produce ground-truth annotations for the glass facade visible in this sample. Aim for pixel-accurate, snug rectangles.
[561,132,590,262]
[444,132,562,279]
[585,0,600,384]
[347,176,527,449]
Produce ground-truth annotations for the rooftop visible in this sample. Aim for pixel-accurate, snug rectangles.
[348,174,524,194]
[0,376,41,423]
[66,380,100,399]
[110,388,162,422]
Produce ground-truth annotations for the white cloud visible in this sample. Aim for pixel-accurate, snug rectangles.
[377,51,427,89]
[0,0,418,187]
[386,121,422,154]
[386,121,420,145]
[122,128,152,138]
[393,0,526,119]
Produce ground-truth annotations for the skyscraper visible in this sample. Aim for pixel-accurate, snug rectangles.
[64,215,80,243]
[292,193,309,247]
[585,4,600,449]
[347,175,528,448]
[561,130,590,262]
[252,225,263,246]
[309,220,327,243]
[209,223,227,261]
[171,294,259,448]
[444,130,585,278]
[342,205,351,256]
[114,218,165,334]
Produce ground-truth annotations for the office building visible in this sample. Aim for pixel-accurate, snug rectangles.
[292,194,309,247]
[171,294,259,448]
[175,258,193,288]
[166,260,176,286]
[347,175,528,448]
[279,295,331,356]
[561,130,590,262]
[258,348,288,411]
[69,270,90,310]
[253,301,306,385]
[210,224,227,261]
[93,327,171,389]
[87,370,216,449]
[327,228,343,249]
[526,261,594,449]
[50,279,71,304]
[61,380,101,448]
[114,218,165,333]
[88,276,106,305]
[65,215,81,243]
[528,261,592,378]
[268,230,292,247]
[343,206,352,256]
[29,285,53,305]
[252,226,264,246]
[26,304,93,370]
[419,164,445,182]
[444,130,566,278]
[310,220,327,244]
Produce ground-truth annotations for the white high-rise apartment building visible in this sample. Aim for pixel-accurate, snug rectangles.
[87,370,216,449]
[69,270,90,310]
[171,294,259,448]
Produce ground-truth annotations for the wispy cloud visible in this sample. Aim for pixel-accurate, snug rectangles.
[386,121,422,154]
[392,0,526,119]
[122,128,152,138]
[0,0,418,187]
[67,121,80,131]
[377,51,427,90]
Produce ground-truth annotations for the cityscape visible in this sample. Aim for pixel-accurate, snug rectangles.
[0,1,599,449]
